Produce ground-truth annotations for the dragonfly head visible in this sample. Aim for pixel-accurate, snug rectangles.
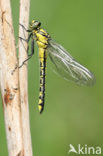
[29,20,41,30]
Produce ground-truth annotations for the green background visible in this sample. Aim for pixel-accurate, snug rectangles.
[0,0,103,155]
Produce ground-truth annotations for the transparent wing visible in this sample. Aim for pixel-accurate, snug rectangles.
[47,39,95,86]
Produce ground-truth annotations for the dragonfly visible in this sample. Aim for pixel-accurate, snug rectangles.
[19,20,95,114]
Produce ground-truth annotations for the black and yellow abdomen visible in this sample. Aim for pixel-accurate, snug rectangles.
[38,48,47,113]
[35,28,49,113]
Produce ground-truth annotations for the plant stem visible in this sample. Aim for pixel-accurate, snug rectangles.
[0,0,24,155]
[19,0,33,155]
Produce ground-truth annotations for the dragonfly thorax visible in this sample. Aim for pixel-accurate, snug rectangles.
[33,28,50,49]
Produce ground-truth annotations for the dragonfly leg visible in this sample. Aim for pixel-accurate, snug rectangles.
[11,33,32,74]
[19,37,35,68]
[19,23,31,32]
[19,33,32,52]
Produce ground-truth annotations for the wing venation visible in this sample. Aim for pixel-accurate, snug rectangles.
[47,39,95,86]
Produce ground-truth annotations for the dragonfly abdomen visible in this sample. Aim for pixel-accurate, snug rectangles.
[38,48,47,113]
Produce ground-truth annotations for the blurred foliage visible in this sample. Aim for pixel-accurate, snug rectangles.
[0,0,103,155]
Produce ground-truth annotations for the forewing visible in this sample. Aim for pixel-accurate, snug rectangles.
[47,39,95,86]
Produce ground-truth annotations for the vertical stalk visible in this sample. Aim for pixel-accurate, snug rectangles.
[0,0,24,155]
[19,0,33,155]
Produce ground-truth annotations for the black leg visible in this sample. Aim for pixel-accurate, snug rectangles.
[19,23,31,41]
[19,37,35,68]
[19,33,32,52]
[19,33,32,43]
[19,23,31,32]
[12,25,33,74]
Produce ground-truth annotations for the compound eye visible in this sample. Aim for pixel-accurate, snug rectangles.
[30,20,41,29]
[34,21,41,28]
[34,21,39,26]
[38,22,41,27]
